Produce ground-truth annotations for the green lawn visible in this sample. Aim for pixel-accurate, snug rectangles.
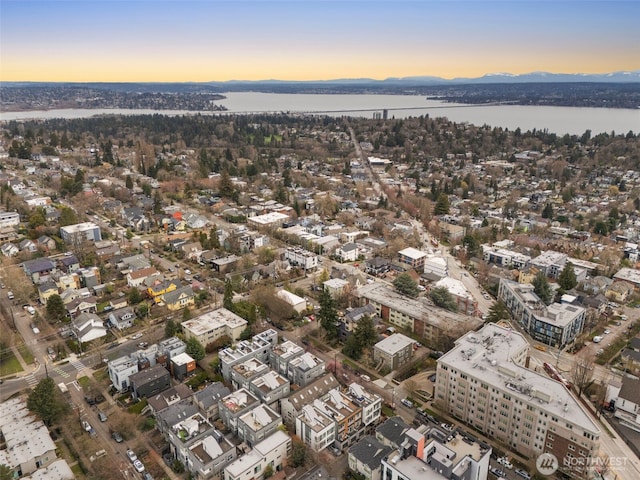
[0,351,23,376]
[17,343,34,365]
[77,376,91,389]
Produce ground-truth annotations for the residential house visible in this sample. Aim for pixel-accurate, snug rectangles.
[127,266,159,288]
[148,279,180,304]
[108,307,136,331]
[231,359,270,391]
[19,238,37,253]
[130,365,172,400]
[60,222,102,243]
[22,257,56,284]
[323,278,349,298]
[163,285,195,311]
[249,370,290,410]
[65,295,98,318]
[0,242,19,257]
[268,341,304,377]
[614,376,640,433]
[605,281,635,303]
[348,436,391,480]
[336,243,359,263]
[276,289,307,314]
[38,281,59,305]
[72,312,107,343]
[36,235,56,252]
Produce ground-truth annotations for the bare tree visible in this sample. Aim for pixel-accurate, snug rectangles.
[571,352,595,397]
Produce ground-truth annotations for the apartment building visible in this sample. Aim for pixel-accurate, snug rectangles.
[482,244,531,270]
[530,250,568,279]
[237,405,282,447]
[397,247,427,272]
[284,246,319,270]
[435,323,600,476]
[380,428,491,480]
[296,403,337,452]
[193,383,231,423]
[249,370,290,410]
[268,340,304,376]
[223,430,291,480]
[219,330,278,381]
[60,222,102,243]
[280,374,340,428]
[498,279,585,347]
[373,333,415,371]
[230,359,270,390]
[287,352,325,386]
[218,389,260,435]
[182,308,248,346]
[357,283,481,346]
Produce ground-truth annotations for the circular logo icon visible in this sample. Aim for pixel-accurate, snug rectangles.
[536,452,559,475]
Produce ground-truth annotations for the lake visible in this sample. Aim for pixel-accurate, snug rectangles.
[1,92,638,136]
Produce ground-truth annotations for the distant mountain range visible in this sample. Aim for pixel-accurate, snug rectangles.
[206,70,640,86]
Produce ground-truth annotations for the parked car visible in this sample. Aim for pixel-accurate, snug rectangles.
[604,329,611,335]
[142,473,154,480]
[401,398,414,408]
[111,431,123,443]
[131,333,143,340]
[428,373,437,382]
[515,469,532,479]
[98,411,107,422]
[126,449,137,463]
[491,468,507,478]
[498,457,513,469]
[137,342,149,349]
[84,396,96,406]
[133,460,145,473]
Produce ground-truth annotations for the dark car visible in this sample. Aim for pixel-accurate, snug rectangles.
[84,396,96,406]
[94,394,105,403]
[111,431,123,443]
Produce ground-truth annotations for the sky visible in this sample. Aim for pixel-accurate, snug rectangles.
[1,0,639,83]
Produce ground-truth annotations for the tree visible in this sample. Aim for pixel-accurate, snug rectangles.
[532,272,552,305]
[429,287,458,312]
[354,315,377,350]
[558,263,577,291]
[393,273,419,298]
[209,225,220,249]
[125,175,134,189]
[27,377,69,426]
[223,279,234,311]
[219,169,235,198]
[318,289,338,340]
[128,288,142,305]
[263,465,274,479]
[289,437,307,467]
[59,207,78,227]
[571,353,594,397]
[46,294,66,323]
[342,334,363,360]
[434,193,450,215]
[0,465,13,480]
[165,318,178,338]
[541,203,554,219]
[185,337,205,361]
[487,300,510,323]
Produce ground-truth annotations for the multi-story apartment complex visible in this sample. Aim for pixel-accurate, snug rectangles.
[530,250,568,279]
[397,247,427,272]
[280,374,339,428]
[380,427,491,480]
[219,330,278,381]
[223,430,291,480]
[268,340,304,376]
[482,244,531,269]
[287,352,325,386]
[237,405,282,447]
[249,370,290,410]
[218,389,260,435]
[0,210,20,228]
[182,308,248,346]
[357,283,482,347]
[230,358,270,390]
[60,222,102,243]
[283,246,319,270]
[435,323,600,476]
[373,333,415,371]
[498,279,585,347]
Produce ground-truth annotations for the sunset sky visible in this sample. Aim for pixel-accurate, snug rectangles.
[1,1,639,83]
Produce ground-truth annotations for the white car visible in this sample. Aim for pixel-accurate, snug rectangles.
[126,449,137,463]
[131,333,143,340]
[498,457,513,469]
[133,460,145,473]
[604,329,611,335]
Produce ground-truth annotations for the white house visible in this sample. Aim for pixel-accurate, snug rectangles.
[224,430,291,480]
[72,312,107,343]
[276,289,307,314]
[614,376,640,432]
[335,243,359,263]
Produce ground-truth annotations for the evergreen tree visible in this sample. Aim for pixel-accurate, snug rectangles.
[318,289,338,340]
[210,225,220,249]
[393,273,419,298]
[219,169,235,198]
[541,203,554,219]
[558,263,577,291]
[223,279,234,311]
[429,287,458,312]
[46,294,66,323]
[533,271,553,305]
[165,318,178,338]
[487,300,510,323]
[27,377,69,426]
[434,193,450,215]
[185,337,205,361]
[125,175,134,189]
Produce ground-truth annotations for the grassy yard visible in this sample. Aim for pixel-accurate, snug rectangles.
[92,369,109,382]
[0,351,23,376]
[77,376,91,389]
[382,404,396,418]
[17,343,34,364]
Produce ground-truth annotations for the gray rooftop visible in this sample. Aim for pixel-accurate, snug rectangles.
[349,435,391,469]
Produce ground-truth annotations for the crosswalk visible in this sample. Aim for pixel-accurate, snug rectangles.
[24,373,38,388]
[54,367,70,378]
[70,359,86,371]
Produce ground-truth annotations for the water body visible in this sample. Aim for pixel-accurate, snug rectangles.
[1,92,638,136]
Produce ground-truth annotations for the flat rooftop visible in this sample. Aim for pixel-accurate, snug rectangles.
[183,308,247,335]
[375,333,415,355]
[440,324,600,434]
